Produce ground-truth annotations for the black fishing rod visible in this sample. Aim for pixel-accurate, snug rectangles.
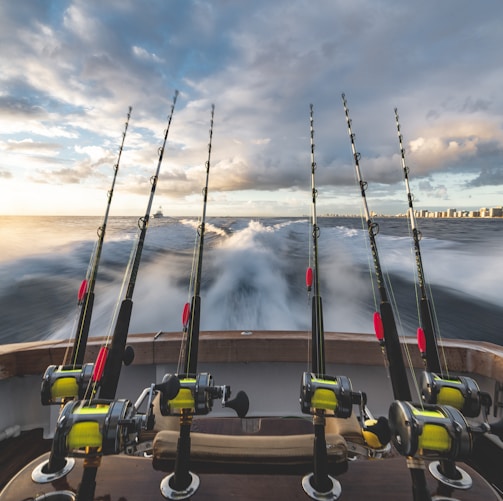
[71,106,133,366]
[159,105,249,500]
[169,103,215,496]
[40,108,133,407]
[308,103,325,377]
[394,108,487,494]
[394,108,442,374]
[299,104,366,501]
[182,104,214,377]
[341,95,411,402]
[99,91,178,400]
[303,104,334,497]
[342,94,432,501]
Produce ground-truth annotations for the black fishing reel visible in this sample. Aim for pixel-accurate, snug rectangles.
[51,398,141,458]
[41,363,95,405]
[33,380,181,484]
[389,400,473,461]
[300,372,358,417]
[420,371,490,418]
[158,372,249,418]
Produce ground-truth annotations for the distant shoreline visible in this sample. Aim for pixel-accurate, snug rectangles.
[1,214,503,220]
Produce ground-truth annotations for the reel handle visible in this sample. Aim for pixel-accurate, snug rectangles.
[224,390,250,418]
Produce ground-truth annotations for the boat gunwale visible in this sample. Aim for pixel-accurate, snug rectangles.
[1,331,502,382]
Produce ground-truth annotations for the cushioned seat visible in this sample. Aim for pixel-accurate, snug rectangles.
[150,394,369,475]
[152,429,348,475]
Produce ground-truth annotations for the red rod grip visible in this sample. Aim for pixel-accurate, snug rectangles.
[92,346,109,382]
[306,267,313,291]
[182,302,191,328]
[78,279,88,303]
[373,311,385,344]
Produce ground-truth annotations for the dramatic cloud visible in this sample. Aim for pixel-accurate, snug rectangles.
[0,0,502,215]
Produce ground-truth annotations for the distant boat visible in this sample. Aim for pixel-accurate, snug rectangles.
[153,206,163,218]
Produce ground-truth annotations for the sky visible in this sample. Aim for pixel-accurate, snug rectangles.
[1,0,502,217]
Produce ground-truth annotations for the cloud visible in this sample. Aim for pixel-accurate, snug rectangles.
[417,180,449,200]
[1,0,503,215]
[466,167,503,188]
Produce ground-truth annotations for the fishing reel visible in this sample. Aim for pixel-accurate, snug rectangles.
[388,400,482,490]
[41,363,95,405]
[300,372,358,417]
[389,400,473,461]
[420,371,491,418]
[158,372,249,418]
[32,398,141,484]
[51,398,141,458]
[33,380,181,484]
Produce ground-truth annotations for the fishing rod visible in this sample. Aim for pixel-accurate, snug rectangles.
[40,107,133,407]
[307,103,325,377]
[99,91,178,400]
[299,104,372,501]
[71,106,133,366]
[182,104,214,377]
[302,104,336,498]
[395,107,494,420]
[394,108,492,494]
[394,108,442,374]
[158,105,249,501]
[341,95,411,402]
[341,94,432,501]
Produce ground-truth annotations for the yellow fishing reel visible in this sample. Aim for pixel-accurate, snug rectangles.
[389,400,472,461]
[159,372,249,418]
[41,363,95,405]
[51,398,141,458]
[300,372,354,417]
[420,371,484,418]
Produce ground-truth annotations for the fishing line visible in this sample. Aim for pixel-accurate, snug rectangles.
[427,281,450,378]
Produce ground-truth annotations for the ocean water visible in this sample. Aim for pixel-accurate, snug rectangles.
[0,215,501,347]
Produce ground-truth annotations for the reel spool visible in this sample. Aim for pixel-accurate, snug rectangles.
[389,401,472,461]
[159,372,249,418]
[420,371,482,417]
[300,372,354,417]
[41,364,95,405]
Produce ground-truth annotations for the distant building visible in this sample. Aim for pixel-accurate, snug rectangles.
[400,205,502,218]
